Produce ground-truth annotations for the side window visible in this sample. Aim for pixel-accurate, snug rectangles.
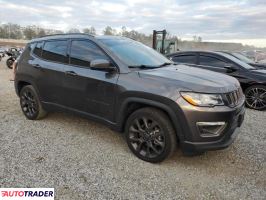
[70,40,108,67]
[28,43,36,52]
[199,55,227,68]
[172,55,196,64]
[42,40,68,64]
[33,42,43,57]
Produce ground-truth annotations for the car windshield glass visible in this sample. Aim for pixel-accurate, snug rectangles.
[217,52,255,70]
[98,37,172,68]
[232,52,256,64]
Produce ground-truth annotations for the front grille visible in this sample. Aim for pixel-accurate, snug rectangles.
[225,88,243,107]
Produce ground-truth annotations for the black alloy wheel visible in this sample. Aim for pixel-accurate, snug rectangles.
[245,85,266,110]
[129,117,165,158]
[125,107,177,163]
[20,85,47,120]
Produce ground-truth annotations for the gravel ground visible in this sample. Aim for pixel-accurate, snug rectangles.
[0,58,265,200]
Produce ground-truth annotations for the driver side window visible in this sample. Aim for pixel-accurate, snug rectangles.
[199,55,227,68]
[70,40,109,68]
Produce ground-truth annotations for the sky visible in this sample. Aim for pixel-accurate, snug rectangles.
[0,0,266,47]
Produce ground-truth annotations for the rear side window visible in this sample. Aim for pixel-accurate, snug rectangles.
[199,55,227,68]
[172,55,196,64]
[33,42,43,57]
[70,40,108,67]
[42,40,68,64]
[29,43,36,52]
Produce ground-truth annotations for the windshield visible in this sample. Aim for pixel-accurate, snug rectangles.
[217,52,255,70]
[232,52,256,64]
[99,37,171,67]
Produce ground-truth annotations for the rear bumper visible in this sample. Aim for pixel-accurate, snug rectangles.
[175,97,245,154]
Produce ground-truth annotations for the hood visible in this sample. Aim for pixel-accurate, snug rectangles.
[250,63,266,69]
[250,69,266,74]
[138,64,240,93]
[250,69,266,80]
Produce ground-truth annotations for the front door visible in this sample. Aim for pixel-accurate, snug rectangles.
[62,39,119,122]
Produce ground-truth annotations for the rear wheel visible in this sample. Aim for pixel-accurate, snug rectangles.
[125,107,177,163]
[245,85,266,111]
[19,85,47,120]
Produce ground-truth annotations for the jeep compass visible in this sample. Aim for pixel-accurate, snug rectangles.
[15,34,245,163]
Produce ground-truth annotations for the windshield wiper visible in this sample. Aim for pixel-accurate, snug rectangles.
[128,62,175,69]
[158,62,175,67]
[128,65,157,69]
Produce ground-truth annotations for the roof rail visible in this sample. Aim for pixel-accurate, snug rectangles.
[38,33,95,38]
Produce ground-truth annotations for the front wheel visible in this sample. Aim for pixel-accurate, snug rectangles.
[19,85,47,120]
[245,85,266,111]
[125,107,177,163]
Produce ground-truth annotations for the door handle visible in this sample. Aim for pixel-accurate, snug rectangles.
[65,71,77,76]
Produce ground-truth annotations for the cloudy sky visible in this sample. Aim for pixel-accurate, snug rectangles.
[0,0,266,47]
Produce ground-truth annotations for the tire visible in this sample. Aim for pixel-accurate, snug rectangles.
[6,58,14,69]
[125,107,177,163]
[245,85,266,111]
[19,85,47,120]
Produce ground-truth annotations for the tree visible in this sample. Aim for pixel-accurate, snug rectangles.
[103,26,116,35]
[121,26,129,37]
[37,28,46,37]
[67,28,80,33]
[83,26,96,35]
[9,23,22,39]
[23,27,37,40]
[193,35,202,42]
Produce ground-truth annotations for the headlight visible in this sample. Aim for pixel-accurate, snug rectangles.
[180,92,224,107]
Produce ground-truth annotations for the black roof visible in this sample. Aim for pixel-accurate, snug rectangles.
[29,33,133,43]
[30,33,95,43]
[167,50,231,57]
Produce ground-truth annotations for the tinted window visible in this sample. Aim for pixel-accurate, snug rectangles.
[70,40,108,67]
[99,38,171,67]
[199,55,227,68]
[28,43,36,52]
[172,55,196,64]
[33,42,43,57]
[217,52,255,70]
[42,40,68,63]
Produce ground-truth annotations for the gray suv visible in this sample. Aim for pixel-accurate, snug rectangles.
[15,34,245,163]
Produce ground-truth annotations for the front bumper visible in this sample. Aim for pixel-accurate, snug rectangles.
[175,97,245,154]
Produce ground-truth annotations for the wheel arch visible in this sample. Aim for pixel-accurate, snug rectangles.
[241,82,266,92]
[116,97,185,142]
[15,79,41,100]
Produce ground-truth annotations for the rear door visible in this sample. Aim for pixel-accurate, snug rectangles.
[198,53,240,77]
[30,39,69,104]
[62,39,119,121]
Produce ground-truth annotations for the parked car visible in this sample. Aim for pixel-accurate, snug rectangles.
[219,51,266,70]
[242,50,266,62]
[167,51,266,110]
[15,34,245,163]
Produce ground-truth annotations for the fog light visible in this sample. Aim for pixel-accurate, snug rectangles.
[196,122,227,137]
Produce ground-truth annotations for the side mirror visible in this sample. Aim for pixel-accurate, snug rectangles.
[224,64,237,72]
[90,59,116,72]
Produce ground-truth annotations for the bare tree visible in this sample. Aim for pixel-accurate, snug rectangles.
[67,28,80,33]
[23,27,37,40]
[83,26,96,35]
[103,26,116,35]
